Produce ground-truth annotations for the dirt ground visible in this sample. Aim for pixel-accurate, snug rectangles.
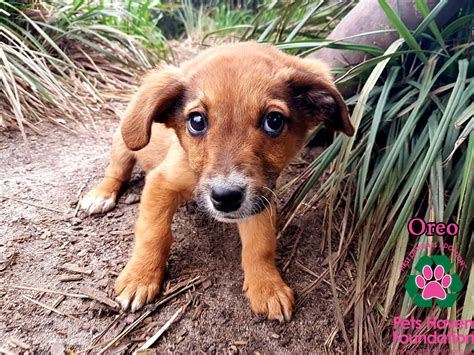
[0,42,353,354]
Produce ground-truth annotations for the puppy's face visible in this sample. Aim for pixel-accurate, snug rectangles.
[121,43,354,222]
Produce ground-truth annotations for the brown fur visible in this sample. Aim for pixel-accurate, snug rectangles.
[82,42,354,321]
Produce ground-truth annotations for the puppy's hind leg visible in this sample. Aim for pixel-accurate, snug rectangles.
[81,129,136,215]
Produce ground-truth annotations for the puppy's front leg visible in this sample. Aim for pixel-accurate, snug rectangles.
[115,146,196,312]
[238,208,294,321]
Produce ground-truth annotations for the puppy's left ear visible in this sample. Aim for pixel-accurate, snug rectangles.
[280,59,354,136]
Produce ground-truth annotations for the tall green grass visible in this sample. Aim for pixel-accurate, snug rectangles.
[0,0,168,156]
[241,0,355,43]
[247,0,473,352]
[176,0,255,40]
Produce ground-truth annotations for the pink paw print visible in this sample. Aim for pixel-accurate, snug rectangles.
[415,265,452,301]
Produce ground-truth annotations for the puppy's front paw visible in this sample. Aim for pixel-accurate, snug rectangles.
[114,263,162,312]
[80,187,117,215]
[244,276,294,322]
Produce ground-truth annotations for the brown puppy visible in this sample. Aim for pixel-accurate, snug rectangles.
[81,42,354,321]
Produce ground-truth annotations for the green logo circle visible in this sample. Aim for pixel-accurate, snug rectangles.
[404,255,463,308]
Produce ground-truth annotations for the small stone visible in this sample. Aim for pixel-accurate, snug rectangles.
[59,274,83,282]
[124,193,140,205]
[50,343,65,355]
[202,279,212,290]
[40,231,52,239]
[107,210,123,218]
[176,328,187,337]
[60,263,93,275]
[70,218,82,226]
[270,333,280,339]
[78,249,88,257]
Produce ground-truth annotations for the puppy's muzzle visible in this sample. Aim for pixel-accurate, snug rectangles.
[210,186,245,212]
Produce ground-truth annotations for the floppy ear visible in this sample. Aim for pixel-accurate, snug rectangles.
[121,66,185,151]
[279,59,354,136]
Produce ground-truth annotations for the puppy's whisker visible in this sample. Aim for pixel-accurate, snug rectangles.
[259,195,271,218]
[258,195,274,221]
[265,197,275,219]
[263,186,278,202]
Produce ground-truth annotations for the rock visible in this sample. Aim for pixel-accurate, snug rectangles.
[50,343,65,355]
[124,193,140,205]
[77,249,88,257]
[40,231,51,239]
[202,279,212,290]
[70,217,82,226]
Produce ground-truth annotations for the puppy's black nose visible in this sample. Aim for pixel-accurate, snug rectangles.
[211,186,244,212]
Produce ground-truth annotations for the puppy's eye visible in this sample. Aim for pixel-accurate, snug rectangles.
[187,112,207,136]
[261,112,285,137]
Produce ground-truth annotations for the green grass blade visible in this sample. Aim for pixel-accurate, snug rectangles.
[285,1,323,42]
[441,14,474,37]
[457,131,474,258]
[459,262,474,353]
[414,0,447,51]
[368,60,469,281]
[378,0,428,63]
[357,66,399,212]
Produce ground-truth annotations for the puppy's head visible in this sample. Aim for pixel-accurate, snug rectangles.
[121,42,354,222]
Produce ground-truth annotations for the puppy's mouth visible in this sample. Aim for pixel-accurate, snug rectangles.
[213,196,270,222]
[196,187,273,223]
[196,171,276,223]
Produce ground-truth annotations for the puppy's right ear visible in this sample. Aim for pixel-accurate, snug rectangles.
[121,66,184,151]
